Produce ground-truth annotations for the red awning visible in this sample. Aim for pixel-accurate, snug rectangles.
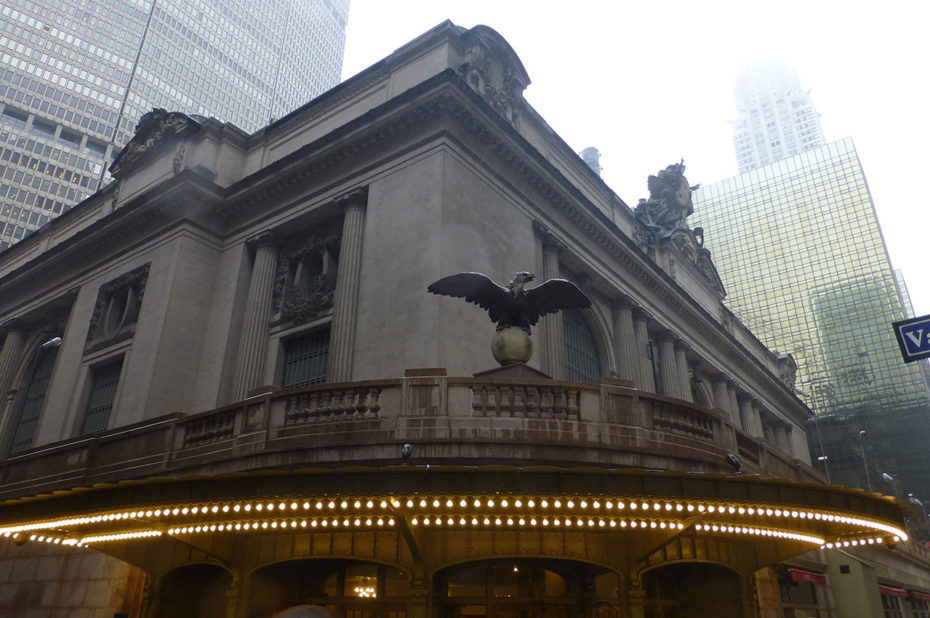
[789,569,827,586]
[880,585,909,598]
[911,591,930,602]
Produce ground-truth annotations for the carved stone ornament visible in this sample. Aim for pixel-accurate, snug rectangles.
[634,161,725,294]
[272,227,342,324]
[776,352,799,389]
[456,26,530,125]
[85,263,151,351]
[109,108,200,177]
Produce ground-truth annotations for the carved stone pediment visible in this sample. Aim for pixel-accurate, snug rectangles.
[109,108,201,178]
[456,26,530,125]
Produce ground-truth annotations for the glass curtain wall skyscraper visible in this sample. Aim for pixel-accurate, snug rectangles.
[0,0,349,251]
[731,60,826,172]
[692,138,930,502]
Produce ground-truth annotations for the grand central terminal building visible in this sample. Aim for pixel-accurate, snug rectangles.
[0,22,927,618]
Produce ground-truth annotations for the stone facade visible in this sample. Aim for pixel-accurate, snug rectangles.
[0,21,922,618]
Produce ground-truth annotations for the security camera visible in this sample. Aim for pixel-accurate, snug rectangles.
[401,443,413,462]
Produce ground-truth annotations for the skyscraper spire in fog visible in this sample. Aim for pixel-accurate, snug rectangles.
[731,60,825,172]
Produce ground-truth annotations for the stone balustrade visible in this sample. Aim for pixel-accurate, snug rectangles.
[0,372,823,499]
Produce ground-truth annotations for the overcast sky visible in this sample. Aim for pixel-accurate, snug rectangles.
[341,1,930,316]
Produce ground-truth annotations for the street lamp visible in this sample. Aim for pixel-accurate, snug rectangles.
[882,472,899,498]
[817,455,831,483]
[859,430,872,492]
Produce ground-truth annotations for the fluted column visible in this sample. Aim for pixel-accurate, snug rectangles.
[739,396,763,438]
[674,341,692,402]
[727,384,741,428]
[327,189,368,383]
[612,301,637,382]
[657,333,678,398]
[632,309,655,392]
[0,322,26,400]
[540,232,565,379]
[712,376,738,424]
[233,233,279,400]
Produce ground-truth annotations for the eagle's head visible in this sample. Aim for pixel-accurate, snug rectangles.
[507,271,535,294]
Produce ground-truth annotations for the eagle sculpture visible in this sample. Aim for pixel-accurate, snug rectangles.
[427,271,591,334]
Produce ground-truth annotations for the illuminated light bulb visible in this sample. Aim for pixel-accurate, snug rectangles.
[676,504,684,512]
[233,505,241,512]
[592,501,600,509]
[145,510,153,517]
[261,522,269,529]
[515,499,523,508]
[531,518,538,526]
[495,518,502,526]
[483,518,491,526]
[256,504,264,512]
[642,503,649,511]
[422,517,430,526]
[747,508,755,515]
[304,502,311,510]
[737,507,745,514]
[291,503,299,511]
[766,509,773,516]
[609,520,616,528]
[707,506,715,513]
[182,508,190,515]
[300,520,307,528]
[620,521,627,528]
[329,502,336,510]
[459,518,466,525]
[507,518,514,525]
[379,501,387,508]
[474,499,482,508]
[377,519,384,526]
[630,521,638,528]
[564,519,572,527]
[353,519,361,527]
[541,500,549,508]
[579,500,587,509]
[471,518,478,526]
[270,522,278,529]
[598,520,605,528]
[446,500,453,508]
[321,520,329,527]
[339,502,347,509]
[171,509,179,516]
[660,522,667,529]
[528,500,536,508]
[488,499,495,508]
[519,518,525,526]
[365,519,372,526]
[311,520,318,528]
[554,500,561,508]
[420,499,427,508]
[501,499,509,508]
[687,505,694,512]
[542,518,549,526]
[665,504,672,511]
[354,501,361,509]
[653,504,661,511]
[728,507,735,514]
[698,505,705,512]
[650,521,657,529]
[459,499,467,507]
[630,503,638,510]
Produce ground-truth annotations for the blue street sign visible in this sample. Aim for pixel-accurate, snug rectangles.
[892,314,930,363]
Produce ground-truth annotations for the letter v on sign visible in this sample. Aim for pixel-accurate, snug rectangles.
[892,314,930,363]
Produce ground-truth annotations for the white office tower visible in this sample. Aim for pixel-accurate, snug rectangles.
[731,60,826,172]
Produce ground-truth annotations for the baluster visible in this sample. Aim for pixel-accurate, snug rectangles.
[540,388,553,418]
[367,388,381,415]
[567,389,579,419]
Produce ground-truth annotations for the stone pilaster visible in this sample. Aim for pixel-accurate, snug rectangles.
[0,322,26,400]
[233,233,279,400]
[632,309,655,393]
[627,583,645,618]
[612,301,638,383]
[727,384,741,428]
[327,189,368,383]
[674,340,692,402]
[657,333,678,398]
[539,231,565,379]
[712,376,736,423]
[739,396,763,438]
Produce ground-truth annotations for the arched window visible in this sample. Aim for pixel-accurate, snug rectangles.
[563,309,601,382]
[8,345,58,455]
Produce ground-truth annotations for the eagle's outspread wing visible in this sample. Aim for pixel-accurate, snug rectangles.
[520,278,591,326]
[427,272,513,323]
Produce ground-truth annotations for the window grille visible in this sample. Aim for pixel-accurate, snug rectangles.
[563,309,600,383]
[282,328,330,388]
[81,358,123,434]
[8,346,58,454]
